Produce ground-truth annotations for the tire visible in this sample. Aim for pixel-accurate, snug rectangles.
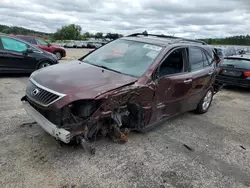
[54,51,62,60]
[37,61,52,69]
[195,88,213,114]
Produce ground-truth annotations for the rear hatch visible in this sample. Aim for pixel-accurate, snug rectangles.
[220,65,244,77]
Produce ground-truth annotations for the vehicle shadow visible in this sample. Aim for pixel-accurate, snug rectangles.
[222,85,250,93]
[0,73,31,78]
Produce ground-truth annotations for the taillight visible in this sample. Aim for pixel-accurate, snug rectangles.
[217,58,222,63]
[218,68,222,73]
[244,71,250,77]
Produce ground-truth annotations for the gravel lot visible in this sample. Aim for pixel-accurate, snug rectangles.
[0,49,250,188]
[61,48,93,62]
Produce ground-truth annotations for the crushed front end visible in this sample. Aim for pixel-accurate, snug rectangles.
[22,78,154,154]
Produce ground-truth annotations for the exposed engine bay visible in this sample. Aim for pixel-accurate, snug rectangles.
[22,84,154,154]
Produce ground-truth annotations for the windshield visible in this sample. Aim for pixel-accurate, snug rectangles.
[82,39,163,77]
[221,58,250,69]
[36,38,49,46]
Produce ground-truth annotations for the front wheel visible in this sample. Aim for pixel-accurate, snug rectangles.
[54,52,62,60]
[38,61,52,69]
[195,88,213,114]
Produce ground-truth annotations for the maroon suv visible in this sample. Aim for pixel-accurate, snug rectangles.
[13,35,66,60]
[22,33,220,153]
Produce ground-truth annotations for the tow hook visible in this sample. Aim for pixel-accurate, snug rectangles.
[76,136,96,155]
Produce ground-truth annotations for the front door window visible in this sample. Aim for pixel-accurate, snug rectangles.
[158,48,186,77]
[1,37,27,52]
[35,38,49,46]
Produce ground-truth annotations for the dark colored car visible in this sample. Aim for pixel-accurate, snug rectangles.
[13,35,66,60]
[21,33,220,153]
[0,35,58,73]
[216,55,250,88]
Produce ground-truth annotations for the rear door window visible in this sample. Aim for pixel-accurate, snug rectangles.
[203,52,214,66]
[35,38,49,46]
[221,58,250,69]
[189,48,204,71]
[1,37,27,52]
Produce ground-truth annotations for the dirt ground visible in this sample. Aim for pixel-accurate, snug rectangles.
[61,48,93,61]
[0,49,250,188]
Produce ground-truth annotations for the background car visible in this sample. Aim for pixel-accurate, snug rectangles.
[81,41,89,48]
[87,41,102,48]
[214,47,226,59]
[64,42,77,48]
[0,35,58,73]
[216,55,250,88]
[75,41,89,48]
[13,35,66,60]
[225,46,238,56]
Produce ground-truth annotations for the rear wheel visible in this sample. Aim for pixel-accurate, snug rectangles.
[38,61,52,69]
[54,51,62,60]
[195,88,213,114]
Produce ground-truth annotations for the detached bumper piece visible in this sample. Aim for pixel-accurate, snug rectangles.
[213,81,224,94]
[22,99,71,143]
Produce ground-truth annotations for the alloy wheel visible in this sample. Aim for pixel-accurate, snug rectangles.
[202,90,212,111]
[55,52,62,60]
[39,62,51,69]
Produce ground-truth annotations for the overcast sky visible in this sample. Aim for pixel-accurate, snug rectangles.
[0,0,250,38]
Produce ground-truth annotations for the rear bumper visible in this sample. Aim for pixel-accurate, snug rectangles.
[216,76,250,88]
[22,100,71,143]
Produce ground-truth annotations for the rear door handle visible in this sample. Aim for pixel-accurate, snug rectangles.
[208,71,214,75]
[184,79,192,83]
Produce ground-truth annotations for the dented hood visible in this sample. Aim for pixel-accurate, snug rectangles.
[31,60,137,99]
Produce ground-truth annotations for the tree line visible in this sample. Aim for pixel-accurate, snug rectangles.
[52,24,123,40]
[199,35,250,46]
[0,24,123,41]
[1,24,250,45]
[0,24,51,38]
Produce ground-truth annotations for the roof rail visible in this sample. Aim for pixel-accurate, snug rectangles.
[127,33,207,45]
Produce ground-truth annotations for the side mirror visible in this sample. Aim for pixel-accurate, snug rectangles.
[26,48,34,53]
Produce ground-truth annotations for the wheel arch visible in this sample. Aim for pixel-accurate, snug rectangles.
[53,49,64,56]
[36,59,55,69]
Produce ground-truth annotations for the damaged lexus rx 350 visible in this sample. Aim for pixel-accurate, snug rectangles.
[22,33,221,153]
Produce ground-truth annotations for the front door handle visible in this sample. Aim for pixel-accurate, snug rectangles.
[184,79,192,83]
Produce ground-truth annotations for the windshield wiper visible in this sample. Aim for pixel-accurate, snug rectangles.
[96,65,122,74]
[82,61,122,74]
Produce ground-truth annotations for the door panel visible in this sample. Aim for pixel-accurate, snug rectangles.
[151,47,192,122]
[187,47,215,109]
[0,50,9,70]
[187,68,212,109]
[153,73,193,121]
